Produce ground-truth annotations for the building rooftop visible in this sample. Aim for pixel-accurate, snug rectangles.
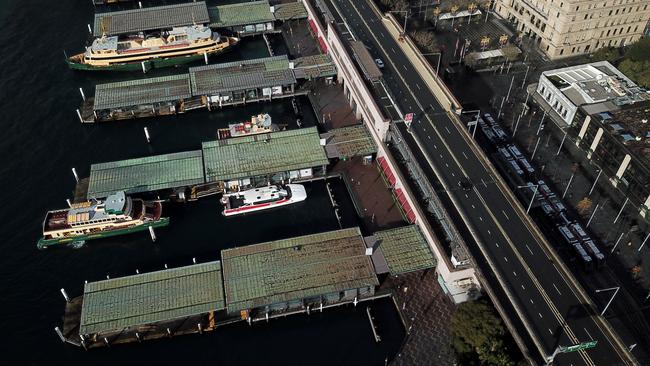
[87,150,205,198]
[221,227,379,312]
[273,2,308,21]
[93,74,192,111]
[93,2,210,36]
[292,54,337,80]
[189,55,296,96]
[80,261,225,335]
[541,61,649,109]
[370,225,436,275]
[201,127,329,182]
[207,1,275,28]
[320,124,377,159]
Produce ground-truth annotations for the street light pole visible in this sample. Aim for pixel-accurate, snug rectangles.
[588,169,603,196]
[595,287,620,317]
[517,184,538,214]
[521,64,530,88]
[421,52,442,76]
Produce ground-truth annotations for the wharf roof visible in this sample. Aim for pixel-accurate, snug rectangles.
[93,74,192,111]
[93,2,210,36]
[273,2,308,21]
[201,126,328,182]
[221,227,379,312]
[292,54,337,79]
[207,1,275,28]
[189,55,296,96]
[320,124,377,159]
[87,150,205,198]
[370,225,436,275]
[80,261,225,335]
[349,41,382,80]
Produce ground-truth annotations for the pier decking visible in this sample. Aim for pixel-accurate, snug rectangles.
[93,2,210,36]
[202,126,329,183]
[87,150,204,199]
[320,124,377,159]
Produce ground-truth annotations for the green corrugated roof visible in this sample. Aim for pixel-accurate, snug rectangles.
[208,1,275,28]
[189,56,295,96]
[374,225,436,275]
[273,2,308,21]
[94,74,192,110]
[321,124,377,159]
[87,150,205,198]
[80,261,225,335]
[221,228,379,312]
[202,127,329,182]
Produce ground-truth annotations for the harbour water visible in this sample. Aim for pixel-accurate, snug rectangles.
[0,1,404,364]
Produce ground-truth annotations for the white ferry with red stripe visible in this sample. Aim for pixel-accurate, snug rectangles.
[220,184,307,216]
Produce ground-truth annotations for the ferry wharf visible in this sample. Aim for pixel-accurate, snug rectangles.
[77,54,336,123]
[56,226,437,349]
[71,125,378,202]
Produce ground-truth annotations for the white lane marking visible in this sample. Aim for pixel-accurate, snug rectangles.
[427,135,431,139]
[521,284,526,290]
[525,244,533,255]
[445,126,451,134]
[504,256,508,262]
[538,312,543,318]
[513,271,517,277]
[553,283,562,295]
[471,204,475,209]
[402,65,408,71]
[451,172,455,177]
[416,84,421,90]
[502,210,510,220]
[445,163,449,168]
[479,216,483,221]
[480,178,487,187]
[584,328,594,340]
[488,230,492,235]
[530,299,534,304]
[391,47,396,54]
[429,104,436,111]
[439,154,443,159]
[433,144,437,150]
[462,151,468,160]
[548,328,553,335]
[380,32,385,38]
[495,241,499,247]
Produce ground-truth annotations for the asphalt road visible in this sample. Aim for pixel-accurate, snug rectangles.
[324,0,630,364]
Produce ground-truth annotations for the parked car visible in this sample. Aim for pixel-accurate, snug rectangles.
[375,58,385,69]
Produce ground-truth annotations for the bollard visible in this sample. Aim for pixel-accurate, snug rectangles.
[136,269,139,274]
[87,24,92,34]
[138,1,142,8]
[166,328,172,337]
[353,296,358,307]
[320,302,323,312]
[149,226,157,242]
[164,263,168,269]
[106,275,110,279]
[60,288,70,302]
[204,52,208,65]
[72,168,79,182]
[136,332,142,342]
[141,61,147,74]
[266,312,269,322]
[66,199,72,207]
[54,327,65,343]
[144,127,151,143]
[198,323,203,334]
[192,257,196,264]
[103,337,110,347]
[76,109,83,123]
[79,87,86,101]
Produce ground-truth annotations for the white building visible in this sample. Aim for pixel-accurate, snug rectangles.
[535,61,645,126]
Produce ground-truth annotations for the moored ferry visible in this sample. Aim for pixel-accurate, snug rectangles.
[67,25,239,71]
[220,184,307,216]
[38,192,169,249]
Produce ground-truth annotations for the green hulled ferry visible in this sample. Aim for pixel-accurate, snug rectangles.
[66,25,238,72]
[38,192,169,249]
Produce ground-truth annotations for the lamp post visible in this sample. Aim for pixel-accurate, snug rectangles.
[595,287,620,317]
[517,184,538,214]
[421,52,443,76]
[389,10,410,36]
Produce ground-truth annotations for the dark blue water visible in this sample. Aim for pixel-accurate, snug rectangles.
[0,1,404,364]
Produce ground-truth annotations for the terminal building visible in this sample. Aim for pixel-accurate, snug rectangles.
[532,61,650,217]
[59,226,436,348]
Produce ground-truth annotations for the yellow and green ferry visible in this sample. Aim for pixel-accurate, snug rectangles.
[66,25,239,72]
[37,192,169,249]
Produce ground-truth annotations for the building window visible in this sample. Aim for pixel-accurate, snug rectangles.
[560,49,564,55]
[585,44,591,52]
[584,14,588,20]
[572,47,576,53]
[607,30,611,36]
[627,26,631,33]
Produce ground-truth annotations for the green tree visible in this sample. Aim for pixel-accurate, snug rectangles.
[618,59,650,88]
[624,37,650,62]
[409,30,439,53]
[452,299,515,366]
[589,47,621,62]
